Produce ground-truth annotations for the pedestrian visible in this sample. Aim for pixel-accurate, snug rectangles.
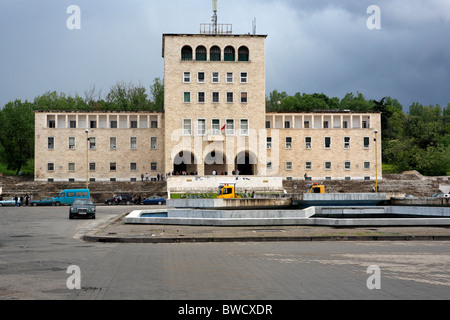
[157,173,160,181]
[145,173,149,181]
[141,173,144,182]
[14,195,18,207]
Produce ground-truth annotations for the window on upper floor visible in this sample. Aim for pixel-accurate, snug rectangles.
[210,46,221,61]
[238,46,249,61]
[224,46,235,61]
[181,46,193,60]
[195,46,207,61]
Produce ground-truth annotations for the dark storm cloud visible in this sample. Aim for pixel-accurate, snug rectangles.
[0,0,449,110]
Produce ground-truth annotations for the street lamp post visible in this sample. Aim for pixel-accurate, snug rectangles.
[374,129,378,193]
[85,129,89,189]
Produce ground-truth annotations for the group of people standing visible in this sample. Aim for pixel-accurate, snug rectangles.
[13,194,31,206]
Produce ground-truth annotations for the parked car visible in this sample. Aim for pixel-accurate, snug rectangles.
[53,189,90,206]
[142,196,166,205]
[69,198,96,219]
[0,197,16,206]
[30,197,54,206]
[105,193,134,205]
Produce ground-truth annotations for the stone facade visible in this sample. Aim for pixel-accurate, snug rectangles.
[34,32,382,183]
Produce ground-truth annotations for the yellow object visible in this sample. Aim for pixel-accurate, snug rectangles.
[217,183,237,198]
[307,183,325,193]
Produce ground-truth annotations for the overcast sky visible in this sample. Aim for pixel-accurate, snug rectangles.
[1,0,449,110]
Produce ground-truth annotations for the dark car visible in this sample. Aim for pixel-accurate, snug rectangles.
[142,196,166,205]
[31,197,54,206]
[69,199,96,219]
[105,193,134,205]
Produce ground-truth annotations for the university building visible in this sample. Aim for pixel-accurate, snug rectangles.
[34,21,382,183]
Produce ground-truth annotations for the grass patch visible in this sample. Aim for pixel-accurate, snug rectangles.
[0,159,34,176]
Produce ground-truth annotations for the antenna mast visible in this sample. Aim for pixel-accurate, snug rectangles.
[212,0,218,34]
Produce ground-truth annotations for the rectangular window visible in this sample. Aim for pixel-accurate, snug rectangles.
[68,163,75,171]
[90,120,96,129]
[150,137,158,150]
[184,92,191,103]
[305,162,312,170]
[130,120,138,128]
[48,120,56,128]
[265,121,271,129]
[285,137,292,149]
[364,137,370,148]
[240,119,249,135]
[183,119,192,135]
[47,163,54,171]
[226,119,234,135]
[267,161,272,170]
[212,119,220,134]
[150,120,158,128]
[226,72,233,83]
[212,92,220,103]
[110,120,117,128]
[110,162,117,171]
[344,137,350,149]
[130,137,137,149]
[304,121,310,129]
[198,92,205,103]
[89,162,96,171]
[240,72,248,83]
[69,120,76,128]
[198,72,205,83]
[325,161,332,170]
[267,137,272,149]
[89,137,96,150]
[343,121,348,129]
[324,137,331,149]
[183,72,191,83]
[345,161,351,170]
[130,162,137,171]
[284,121,290,129]
[110,137,117,149]
[286,161,293,170]
[305,137,311,149]
[212,72,219,83]
[240,92,248,103]
[68,137,76,149]
[364,162,371,170]
[226,92,233,103]
[323,121,329,129]
[197,119,206,136]
[48,137,55,149]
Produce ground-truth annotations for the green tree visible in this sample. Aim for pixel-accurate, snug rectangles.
[0,100,35,174]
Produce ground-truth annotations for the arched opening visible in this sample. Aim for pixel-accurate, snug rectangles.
[210,46,221,61]
[204,150,227,175]
[195,46,207,61]
[224,46,235,61]
[181,46,193,61]
[238,46,249,61]
[173,151,197,175]
[234,151,257,175]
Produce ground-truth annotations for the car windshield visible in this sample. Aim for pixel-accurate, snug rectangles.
[73,199,94,205]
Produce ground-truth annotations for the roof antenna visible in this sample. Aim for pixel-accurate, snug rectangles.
[252,17,257,35]
[212,0,218,34]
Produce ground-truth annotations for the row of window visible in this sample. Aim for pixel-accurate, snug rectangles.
[46,161,159,172]
[269,136,373,149]
[181,45,249,61]
[183,71,248,84]
[266,119,370,129]
[267,161,373,171]
[47,136,159,150]
[48,119,159,129]
[183,91,248,104]
[182,119,249,136]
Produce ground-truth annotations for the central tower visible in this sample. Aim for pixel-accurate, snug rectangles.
[162,4,267,176]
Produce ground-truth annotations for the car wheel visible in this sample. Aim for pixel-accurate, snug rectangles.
[126,201,130,205]
[158,201,162,205]
[55,202,61,206]
[32,202,37,206]
[69,214,74,219]
[107,201,112,205]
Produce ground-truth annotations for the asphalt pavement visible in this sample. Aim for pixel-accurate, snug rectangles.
[84,207,450,243]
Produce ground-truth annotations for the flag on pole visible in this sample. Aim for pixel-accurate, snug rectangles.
[221,124,226,131]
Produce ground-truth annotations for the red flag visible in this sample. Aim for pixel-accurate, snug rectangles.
[221,124,226,130]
